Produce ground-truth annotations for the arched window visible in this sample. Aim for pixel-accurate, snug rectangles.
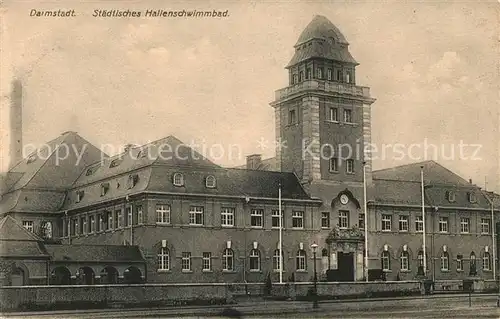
[381,251,391,271]
[40,221,53,239]
[249,249,260,271]
[321,248,328,257]
[273,249,284,271]
[417,250,424,268]
[440,252,449,271]
[470,252,477,276]
[296,250,306,271]
[157,247,170,271]
[400,251,410,271]
[173,173,184,186]
[483,252,491,271]
[205,175,216,188]
[222,248,234,271]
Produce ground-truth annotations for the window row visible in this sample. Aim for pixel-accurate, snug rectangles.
[329,158,355,174]
[380,214,491,234]
[445,190,477,204]
[157,248,308,272]
[63,206,144,237]
[172,173,216,188]
[290,67,354,85]
[288,108,354,126]
[381,250,493,273]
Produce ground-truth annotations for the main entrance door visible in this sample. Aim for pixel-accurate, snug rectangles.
[337,252,354,282]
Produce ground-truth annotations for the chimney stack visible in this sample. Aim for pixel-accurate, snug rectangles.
[469,178,473,184]
[246,154,262,170]
[9,79,23,169]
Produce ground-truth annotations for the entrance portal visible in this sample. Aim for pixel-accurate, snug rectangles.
[337,252,354,281]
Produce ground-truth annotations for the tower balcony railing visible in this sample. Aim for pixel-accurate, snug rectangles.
[274,80,372,101]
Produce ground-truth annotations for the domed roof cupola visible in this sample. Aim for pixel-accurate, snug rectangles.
[295,15,349,46]
[287,15,358,68]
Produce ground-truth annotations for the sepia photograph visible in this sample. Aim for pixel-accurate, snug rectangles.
[0,1,499,318]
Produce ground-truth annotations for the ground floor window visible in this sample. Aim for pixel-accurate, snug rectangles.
[223,248,234,271]
[296,250,306,271]
[400,251,409,271]
[381,251,391,271]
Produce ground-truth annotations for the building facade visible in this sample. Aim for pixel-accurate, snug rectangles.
[0,15,498,285]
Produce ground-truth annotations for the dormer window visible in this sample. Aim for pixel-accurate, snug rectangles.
[173,173,184,187]
[468,192,477,203]
[446,191,456,202]
[27,154,37,164]
[128,174,139,189]
[76,190,85,203]
[100,183,110,196]
[205,175,216,188]
[85,168,95,176]
[109,158,121,168]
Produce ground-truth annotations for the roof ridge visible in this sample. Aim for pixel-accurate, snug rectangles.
[373,160,435,173]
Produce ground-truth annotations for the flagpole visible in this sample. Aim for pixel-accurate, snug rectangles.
[279,182,283,284]
[421,166,427,276]
[363,162,369,282]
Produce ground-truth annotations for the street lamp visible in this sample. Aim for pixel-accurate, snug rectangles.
[311,242,319,309]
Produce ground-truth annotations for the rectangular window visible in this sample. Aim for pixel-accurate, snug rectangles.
[189,206,204,225]
[81,217,87,234]
[272,210,284,228]
[346,70,352,83]
[181,252,191,271]
[439,217,448,233]
[346,159,354,174]
[338,211,349,229]
[328,107,338,122]
[115,210,123,229]
[321,212,330,228]
[250,209,263,227]
[306,68,311,79]
[480,218,491,234]
[136,205,143,225]
[89,215,95,233]
[202,252,212,271]
[292,211,304,229]
[221,207,235,227]
[292,74,298,84]
[399,215,409,232]
[382,214,392,231]
[415,215,423,232]
[107,211,113,230]
[299,71,304,82]
[456,255,463,272]
[156,204,171,224]
[288,109,296,125]
[329,158,338,172]
[336,69,343,81]
[327,68,332,80]
[72,219,78,235]
[316,68,323,79]
[126,207,133,227]
[343,109,352,123]
[460,217,470,233]
[98,214,104,232]
[358,212,365,229]
[22,221,34,232]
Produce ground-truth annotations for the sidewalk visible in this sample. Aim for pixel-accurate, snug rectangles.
[1,293,498,318]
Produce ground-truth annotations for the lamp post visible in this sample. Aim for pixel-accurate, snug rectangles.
[311,242,319,309]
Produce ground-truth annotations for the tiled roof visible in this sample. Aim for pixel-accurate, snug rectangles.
[372,179,422,206]
[373,160,471,186]
[296,15,349,46]
[0,215,44,241]
[44,244,145,263]
[287,41,357,67]
[73,135,219,187]
[4,132,106,193]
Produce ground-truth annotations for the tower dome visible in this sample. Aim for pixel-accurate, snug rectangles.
[287,15,357,67]
[295,15,349,46]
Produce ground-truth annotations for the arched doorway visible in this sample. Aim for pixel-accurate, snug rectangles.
[51,266,71,285]
[11,268,25,286]
[78,267,95,285]
[123,266,142,284]
[101,266,118,284]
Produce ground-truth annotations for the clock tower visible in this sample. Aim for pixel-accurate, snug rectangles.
[270,16,375,276]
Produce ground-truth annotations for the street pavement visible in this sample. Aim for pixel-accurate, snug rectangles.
[2,294,499,318]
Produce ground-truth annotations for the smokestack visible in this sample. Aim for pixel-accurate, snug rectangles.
[9,79,23,169]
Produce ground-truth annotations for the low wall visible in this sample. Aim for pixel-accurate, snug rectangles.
[271,281,422,300]
[0,283,231,312]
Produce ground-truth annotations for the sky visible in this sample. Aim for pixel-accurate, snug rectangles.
[0,0,499,192]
